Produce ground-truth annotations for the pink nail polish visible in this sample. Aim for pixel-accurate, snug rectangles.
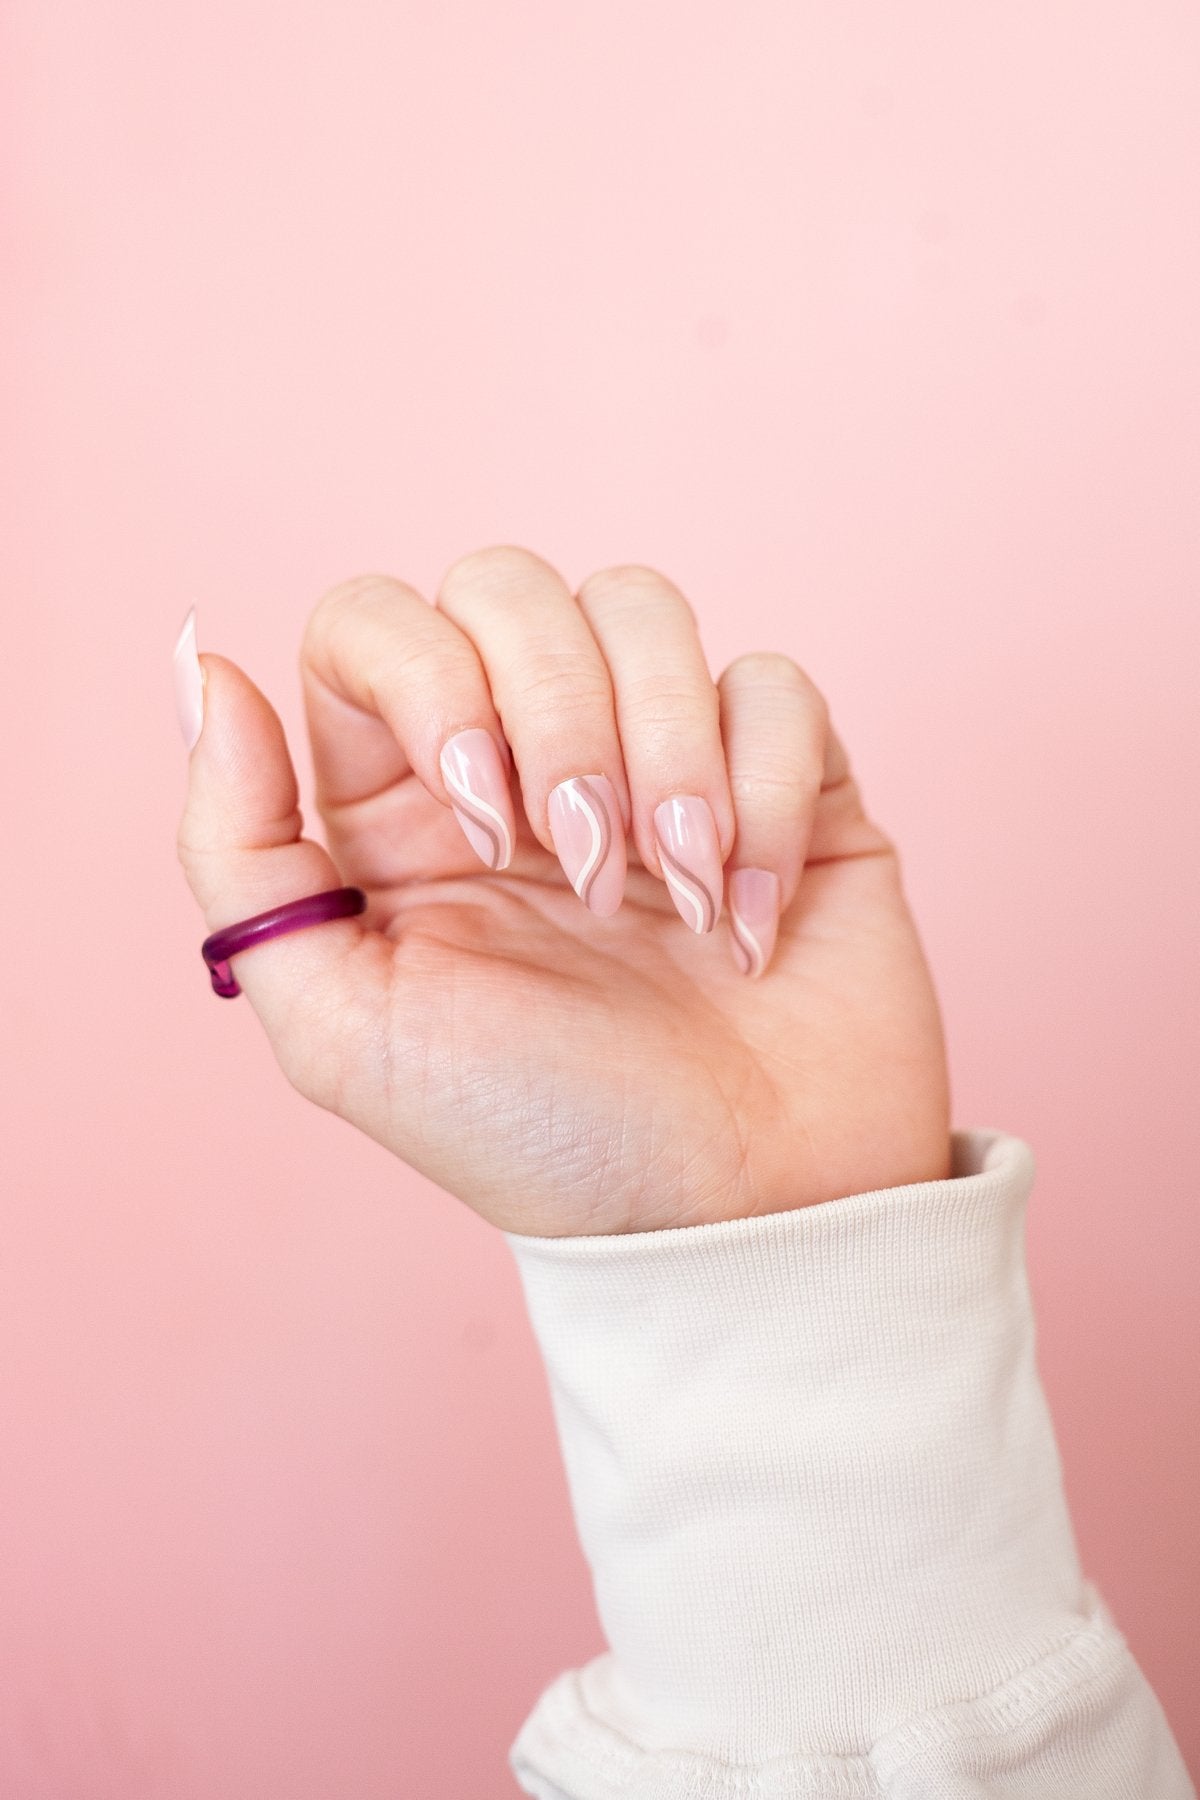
[439,728,517,870]
[728,867,781,977]
[652,795,723,934]
[547,774,627,916]
[173,606,205,751]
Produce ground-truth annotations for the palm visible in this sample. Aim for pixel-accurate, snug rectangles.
[307,771,952,1237]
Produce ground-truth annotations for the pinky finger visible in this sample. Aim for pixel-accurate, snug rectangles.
[717,652,829,979]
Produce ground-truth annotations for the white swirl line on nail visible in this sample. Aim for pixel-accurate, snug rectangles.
[440,757,513,869]
[662,863,705,932]
[729,903,765,977]
[570,780,607,901]
[657,843,714,933]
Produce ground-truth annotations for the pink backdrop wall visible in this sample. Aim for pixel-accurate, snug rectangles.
[2,2,1197,1791]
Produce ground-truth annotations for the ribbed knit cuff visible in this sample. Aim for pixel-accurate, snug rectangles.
[502,1127,1093,1787]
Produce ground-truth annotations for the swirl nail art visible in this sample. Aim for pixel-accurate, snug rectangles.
[547,774,626,916]
[653,796,723,934]
[728,867,781,977]
[439,728,516,870]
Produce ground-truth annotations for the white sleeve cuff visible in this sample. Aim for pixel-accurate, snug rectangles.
[500,1128,1193,1799]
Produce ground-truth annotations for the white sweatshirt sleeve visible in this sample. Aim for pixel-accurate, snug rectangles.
[500,1127,1194,1800]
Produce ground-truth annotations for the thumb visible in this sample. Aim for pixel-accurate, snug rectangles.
[173,607,371,1074]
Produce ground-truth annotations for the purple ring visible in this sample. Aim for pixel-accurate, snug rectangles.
[201,885,368,998]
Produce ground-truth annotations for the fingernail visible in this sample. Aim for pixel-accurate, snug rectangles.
[547,774,627,916]
[728,867,781,977]
[173,606,205,751]
[653,795,723,934]
[439,728,517,871]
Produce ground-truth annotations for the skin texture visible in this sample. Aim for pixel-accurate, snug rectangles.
[176,550,952,1237]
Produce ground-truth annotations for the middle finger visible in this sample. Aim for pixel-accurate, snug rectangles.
[436,545,631,917]
[578,563,735,935]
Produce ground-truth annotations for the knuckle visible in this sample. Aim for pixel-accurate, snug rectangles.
[174,829,220,910]
[439,544,556,603]
[578,563,693,621]
[302,575,409,673]
[626,673,719,712]
[305,574,397,643]
[621,674,718,732]
[518,652,611,711]
[730,763,821,813]
[722,650,826,708]
[174,823,198,876]
[304,577,459,704]
[376,630,467,691]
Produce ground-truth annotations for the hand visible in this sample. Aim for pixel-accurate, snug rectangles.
[175,549,951,1236]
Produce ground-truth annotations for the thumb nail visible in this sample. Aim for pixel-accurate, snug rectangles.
[173,606,206,751]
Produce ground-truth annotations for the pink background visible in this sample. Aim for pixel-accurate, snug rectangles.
[2,2,1197,1791]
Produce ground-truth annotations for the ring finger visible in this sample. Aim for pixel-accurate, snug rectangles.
[577,564,736,935]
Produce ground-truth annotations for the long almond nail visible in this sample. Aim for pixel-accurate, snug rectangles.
[173,606,205,751]
[548,774,627,916]
[728,868,781,977]
[653,796,723,933]
[439,728,517,870]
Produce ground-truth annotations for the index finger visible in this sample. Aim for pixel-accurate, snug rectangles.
[301,575,504,804]
[300,574,530,881]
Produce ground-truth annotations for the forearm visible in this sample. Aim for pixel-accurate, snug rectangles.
[502,1127,1194,1798]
